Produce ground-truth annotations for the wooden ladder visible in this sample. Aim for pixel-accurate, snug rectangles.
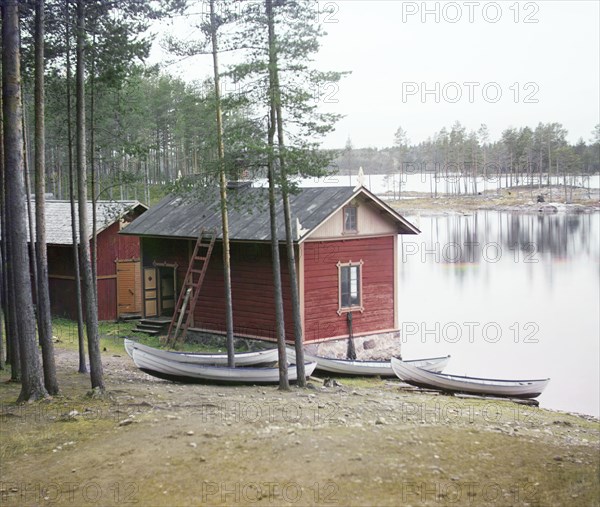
[165,228,217,347]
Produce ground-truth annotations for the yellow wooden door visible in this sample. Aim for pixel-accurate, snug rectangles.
[116,261,141,315]
[143,267,158,317]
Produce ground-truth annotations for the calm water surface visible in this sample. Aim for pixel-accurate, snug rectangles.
[397,211,599,417]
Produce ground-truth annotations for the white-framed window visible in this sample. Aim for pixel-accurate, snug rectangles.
[337,260,364,314]
[343,205,358,233]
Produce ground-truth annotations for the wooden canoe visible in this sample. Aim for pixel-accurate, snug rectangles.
[391,357,550,398]
[131,348,317,384]
[286,349,450,376]
[124,338,278,366]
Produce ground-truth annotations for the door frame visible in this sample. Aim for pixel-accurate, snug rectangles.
[155,262,178,316]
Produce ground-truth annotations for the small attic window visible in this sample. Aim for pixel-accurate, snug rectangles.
[343,205,357,233]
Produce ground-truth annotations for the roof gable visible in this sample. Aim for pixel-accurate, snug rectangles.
[302,186,419,241]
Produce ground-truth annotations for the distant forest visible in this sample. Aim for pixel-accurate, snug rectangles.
[331,123,600,179]
[26,68,599,202]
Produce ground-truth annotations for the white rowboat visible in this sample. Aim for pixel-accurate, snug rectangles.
[391,357,550,398]
[131,348,317,384]
[286,349,450,376]
[124,338,278,366]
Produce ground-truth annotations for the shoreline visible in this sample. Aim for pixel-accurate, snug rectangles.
[384,185,600,216]
[1,346,599,506]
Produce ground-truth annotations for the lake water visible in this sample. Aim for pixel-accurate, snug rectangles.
[396,211,599,417]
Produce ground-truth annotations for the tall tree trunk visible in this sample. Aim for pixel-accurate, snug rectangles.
[76,0,104,391]
[268,1,305,386]
[0,83,5,371]
[2,0,48,401]
[65,0,86,373]
[482,146,487,193]
[538,146,542,190]
[0,138,20,379]
[90,32,98,293]
[23,109,39,303]
[34,0,59,394]
[209,0,235,367]
[546,140,551,187]
[144,158,150,205]
[266,0,289,390]
[0,260,3,370]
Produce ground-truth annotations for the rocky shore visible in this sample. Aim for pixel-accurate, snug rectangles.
[388,185,600,216]
[1,346,598,506]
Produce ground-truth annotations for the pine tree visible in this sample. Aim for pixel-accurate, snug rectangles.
[2,0,48,402]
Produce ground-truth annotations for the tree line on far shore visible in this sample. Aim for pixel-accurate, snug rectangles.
[335,122,599,196]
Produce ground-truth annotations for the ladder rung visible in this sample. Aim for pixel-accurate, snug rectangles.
[166,229,216,347]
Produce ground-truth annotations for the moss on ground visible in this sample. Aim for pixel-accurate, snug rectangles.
[1,344,598,506]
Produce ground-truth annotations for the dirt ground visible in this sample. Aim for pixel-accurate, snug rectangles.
[1,345,598,507]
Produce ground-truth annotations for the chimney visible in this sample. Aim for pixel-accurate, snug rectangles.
[226,181,252,190]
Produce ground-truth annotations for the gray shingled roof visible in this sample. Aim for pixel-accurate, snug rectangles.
[121,186,418,242]
[23,200,147,245]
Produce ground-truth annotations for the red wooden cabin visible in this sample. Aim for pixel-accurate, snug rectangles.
[28,200,147,321]
[121,185,419,350]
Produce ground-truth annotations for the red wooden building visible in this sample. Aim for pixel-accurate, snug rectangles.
[120,185,419,349]
[29,200,147,321]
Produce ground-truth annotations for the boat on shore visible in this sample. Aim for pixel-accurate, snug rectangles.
[286,349,450,376]
[124,338,278,366]
[391,357,550,398]
[131,348,317,384]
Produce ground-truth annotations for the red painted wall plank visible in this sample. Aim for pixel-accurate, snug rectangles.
[303,236,395,342]
[141,238,295,341]
[139,235,396,343]
[193,242,294,341]
[46,220,141,321]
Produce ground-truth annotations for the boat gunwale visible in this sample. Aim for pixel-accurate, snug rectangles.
[124,338,278,362]
[304,354,451,367]
[392,358,550,390]
[131,348,317,382]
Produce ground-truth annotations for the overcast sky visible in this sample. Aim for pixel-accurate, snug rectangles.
[151,1,600,149]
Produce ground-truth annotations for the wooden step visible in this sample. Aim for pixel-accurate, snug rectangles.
[135,317,171,336]
[137,323,166,330]
[119,312,142,321]
[139,318,171,325]
[133,327,161,336]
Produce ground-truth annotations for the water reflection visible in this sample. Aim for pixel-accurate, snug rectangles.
[397,211,599,416]
[401,212,598,277]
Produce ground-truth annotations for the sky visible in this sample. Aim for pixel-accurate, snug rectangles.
[150,1,600,149]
